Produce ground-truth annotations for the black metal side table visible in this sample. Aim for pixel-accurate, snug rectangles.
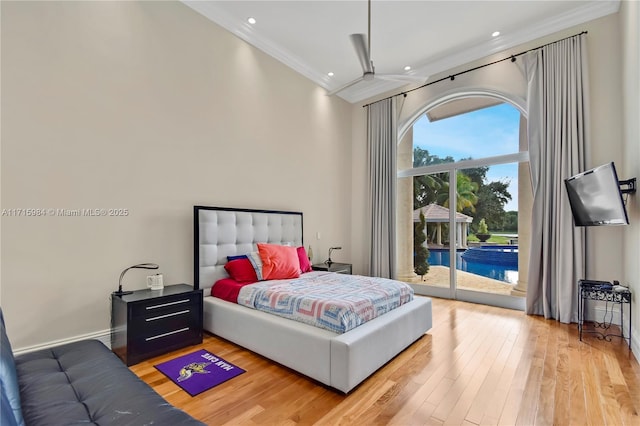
[578,280,631,349]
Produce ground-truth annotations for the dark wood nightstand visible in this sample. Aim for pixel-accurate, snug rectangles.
[312,262,352,274]
[111,284,203,366]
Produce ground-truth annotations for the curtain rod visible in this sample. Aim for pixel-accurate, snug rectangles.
[362,30,587,108]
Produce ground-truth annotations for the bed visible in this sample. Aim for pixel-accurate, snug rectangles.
[194,206,433,393]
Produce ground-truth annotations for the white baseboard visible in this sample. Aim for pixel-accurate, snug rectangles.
[13,329,111,356]
[588,305,624,326]
[631,328,639,360]
[585,304,636,360]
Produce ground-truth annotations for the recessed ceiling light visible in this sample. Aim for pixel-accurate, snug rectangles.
[492,31,500,37]
[404,66,411,71]
[327,72,334,77]
[247,17,257,25]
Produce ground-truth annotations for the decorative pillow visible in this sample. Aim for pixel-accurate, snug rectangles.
[257,243,301,280]
[224,258,258,283]
[227,255,248,261]
[297,246,312,273]
[247,252,264,281]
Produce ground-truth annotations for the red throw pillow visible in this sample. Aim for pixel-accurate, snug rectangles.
[257,243,301,280]
[297,246,312,273]
[224,258,258,283]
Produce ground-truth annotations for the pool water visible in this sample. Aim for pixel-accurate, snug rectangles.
[427,248,519,284]
[461,245,518,268]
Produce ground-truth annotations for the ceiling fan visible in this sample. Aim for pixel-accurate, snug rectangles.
[327,0,427,96]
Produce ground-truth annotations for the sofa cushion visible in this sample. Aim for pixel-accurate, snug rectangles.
[15,339,204,426]
[0,309,24,426]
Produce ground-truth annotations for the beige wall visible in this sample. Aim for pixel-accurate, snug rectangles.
[620,0,640,352]
[0,1,353,349]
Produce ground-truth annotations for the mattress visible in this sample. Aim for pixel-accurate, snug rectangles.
[236,271,414,333]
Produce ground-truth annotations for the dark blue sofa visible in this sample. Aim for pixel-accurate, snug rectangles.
[0,308,204,426]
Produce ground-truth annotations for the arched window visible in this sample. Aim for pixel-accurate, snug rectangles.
[396,96,530,310]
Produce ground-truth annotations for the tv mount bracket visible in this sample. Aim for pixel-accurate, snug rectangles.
[619,178,636,194]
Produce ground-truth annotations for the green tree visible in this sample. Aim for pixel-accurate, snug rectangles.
[436,172,479,212]
[414,211,430,277]
[502,211,518,232]
[414,174,444,208]
[412,149,513,232]
[412,147,452,209]
[464,179,512,232]
[413,147,455,168]
[461,164,488,186]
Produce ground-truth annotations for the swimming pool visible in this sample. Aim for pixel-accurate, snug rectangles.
[427,247,518,284]
[461,245,518,268]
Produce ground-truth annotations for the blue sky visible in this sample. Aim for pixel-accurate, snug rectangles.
[413,103,521,211]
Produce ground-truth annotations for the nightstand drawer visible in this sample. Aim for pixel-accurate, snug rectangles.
[130,307,195,336]
[131,294,198,320]
[130,325,200,364]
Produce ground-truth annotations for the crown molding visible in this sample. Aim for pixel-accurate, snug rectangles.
[413,0,620,83]
[182,0,620,104]
[182,1,332,90]
[337,79,413,104]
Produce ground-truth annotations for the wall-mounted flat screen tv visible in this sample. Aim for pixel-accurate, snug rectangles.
[565,162,629,226]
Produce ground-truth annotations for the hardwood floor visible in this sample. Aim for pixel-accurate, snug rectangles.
[131,297,640,425]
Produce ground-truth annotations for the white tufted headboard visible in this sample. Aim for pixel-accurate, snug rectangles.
[194,206,303,291]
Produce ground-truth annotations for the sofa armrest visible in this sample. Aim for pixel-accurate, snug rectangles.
[0,308,25,426]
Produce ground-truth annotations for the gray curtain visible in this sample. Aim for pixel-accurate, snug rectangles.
[524,34,589,323]
[367,98,397,278]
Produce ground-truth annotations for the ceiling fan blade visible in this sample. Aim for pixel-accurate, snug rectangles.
[375,74,428,83]
[350,33,373,74]
[326,76,365,96]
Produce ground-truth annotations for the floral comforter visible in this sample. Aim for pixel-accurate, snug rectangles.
[237,271,414,333]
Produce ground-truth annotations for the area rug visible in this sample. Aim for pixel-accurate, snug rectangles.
[154,349,245,396]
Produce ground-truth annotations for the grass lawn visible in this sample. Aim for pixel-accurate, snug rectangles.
[467,235,511,244]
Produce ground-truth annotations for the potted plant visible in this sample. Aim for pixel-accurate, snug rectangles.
[475,218,491,243]
[414,211,430,280]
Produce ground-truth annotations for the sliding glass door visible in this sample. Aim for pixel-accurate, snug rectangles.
[409,171,452,299]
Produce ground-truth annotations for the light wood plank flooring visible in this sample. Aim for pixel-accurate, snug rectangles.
[132,297,640,425]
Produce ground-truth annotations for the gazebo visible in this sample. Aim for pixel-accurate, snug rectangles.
[413,203,473,248]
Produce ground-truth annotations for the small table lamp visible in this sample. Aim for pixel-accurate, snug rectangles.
[325,247,342,265]
[114,263,159,296]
